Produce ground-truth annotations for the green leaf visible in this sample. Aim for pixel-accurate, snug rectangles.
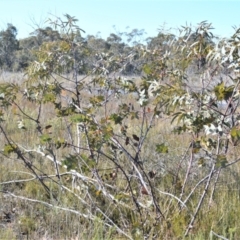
[214,82,225,101]
[62,154,79,171]
[109,113,124,125]
[173,124,188,134]
[171,110,188,124]
[56,106,75,117]
[156,143,168,153]
[216,154,227,168]
[102,125,114,140]
[43,92,56,103]
[39,134,52,144]
[142,64,152,75]
[3,144,17,155]
[70,114,89,123]
[230,127,240,139]
[89,95,104,106]
[55,138,67,149]
[130,111,139,120]
[192,140,201,153]
[230,126,240,145]
[198,157,206,167]
[214,82,234,101]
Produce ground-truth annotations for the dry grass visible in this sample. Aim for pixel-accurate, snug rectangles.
[0,72,240,239]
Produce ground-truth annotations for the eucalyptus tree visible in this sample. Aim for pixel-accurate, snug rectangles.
[1,15,240,239]
[0,24,19,69]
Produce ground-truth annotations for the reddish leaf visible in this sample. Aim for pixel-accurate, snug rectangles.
[125,136,130,145]
[132,134,140,142]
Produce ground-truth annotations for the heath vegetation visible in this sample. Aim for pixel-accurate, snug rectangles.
[0,14,240,239]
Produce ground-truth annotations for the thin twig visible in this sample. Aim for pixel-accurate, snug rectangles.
[185,163,215,236]
[210,230,228,240]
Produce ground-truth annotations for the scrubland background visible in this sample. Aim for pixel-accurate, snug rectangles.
[0,16,240,240]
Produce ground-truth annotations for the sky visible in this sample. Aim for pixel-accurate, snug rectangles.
[0,0,240,41]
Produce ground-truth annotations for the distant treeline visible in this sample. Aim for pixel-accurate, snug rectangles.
[0,23,229,75]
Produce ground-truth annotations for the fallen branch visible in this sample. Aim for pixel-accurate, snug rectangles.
[2,191,133,240]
